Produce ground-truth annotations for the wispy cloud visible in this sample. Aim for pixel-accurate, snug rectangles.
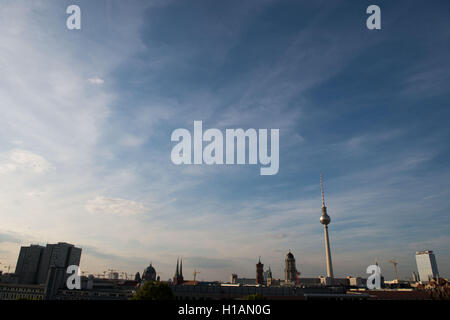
[85,196,147,216]
[82,245,149,266]
[0,1,449,281]
[0,231,22,244]
[0,149,52,174]
[87,77,105,85]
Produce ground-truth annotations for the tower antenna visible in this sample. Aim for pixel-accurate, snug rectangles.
[320,171,326,207]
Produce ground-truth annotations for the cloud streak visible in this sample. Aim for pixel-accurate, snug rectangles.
[0,150,52,174]
[0,1,449,282]
[85,196,147,216]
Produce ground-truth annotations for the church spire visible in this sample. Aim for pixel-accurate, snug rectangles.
[175,258,179,277]
[180,258,183,277]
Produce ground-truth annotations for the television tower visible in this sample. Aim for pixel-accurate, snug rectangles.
[320,172,334,278]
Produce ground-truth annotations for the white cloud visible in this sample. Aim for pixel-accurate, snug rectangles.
[0,2,153,275]
[0,163,16,174]
[0,149,51,174]
[88,77,105,85]
[402,153,435,169]
[85,196,147,216]
[0,1,448,281]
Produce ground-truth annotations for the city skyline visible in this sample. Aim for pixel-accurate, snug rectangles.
[1,187,447,283]
[2,239,445,284]
[1,0,450,283]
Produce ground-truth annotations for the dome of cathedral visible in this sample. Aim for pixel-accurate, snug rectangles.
[286,252,295,259]
[142,263,157,281]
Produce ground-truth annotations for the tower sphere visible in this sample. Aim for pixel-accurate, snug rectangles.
[320,214,330,225]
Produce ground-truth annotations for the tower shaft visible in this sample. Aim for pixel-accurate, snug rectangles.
[323,225,334,278]
[320,173,334,279]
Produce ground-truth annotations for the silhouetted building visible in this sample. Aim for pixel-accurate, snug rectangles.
[0,283,45,300]
[15,245,45,284]
[173,258,184,285]
[256,257,264,285]
[264,266,272,283]
[266,267,281,286]
[285,251,298,284]
[134,272,141,282]
[142,263,157,282]
[171,283,370,300]
[37,242,81,284]
[44,266,67,299]
[15,242,81,285]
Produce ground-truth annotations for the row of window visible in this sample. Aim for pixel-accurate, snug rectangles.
[0,293,43,300]
[0,287,42,293]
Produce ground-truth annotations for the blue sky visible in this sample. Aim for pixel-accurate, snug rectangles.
[0,0,449,282]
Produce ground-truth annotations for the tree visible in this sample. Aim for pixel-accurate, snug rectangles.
[131,281,174,300]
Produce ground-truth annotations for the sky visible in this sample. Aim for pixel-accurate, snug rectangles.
[0,0,449,282]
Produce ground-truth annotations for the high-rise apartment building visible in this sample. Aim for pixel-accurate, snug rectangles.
[14,242,81,285]
[15,245,45,284]
[415,250,439,282]
[36,242,81,284]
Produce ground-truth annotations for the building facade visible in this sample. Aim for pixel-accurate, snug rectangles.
[15,245,45,284]
[284,252,298,284]
[142,263,157,282]
[36,242,81,284]
[230,275,257,285]
[256,258,264,285]
[15,242,81,285]
[416,250,439,282]
[0,283,44,300]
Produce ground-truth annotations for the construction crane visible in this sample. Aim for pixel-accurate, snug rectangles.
[107,269,118,279]
[0,261,11,273]
[193,269,200,282]
[388,259,399,281]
